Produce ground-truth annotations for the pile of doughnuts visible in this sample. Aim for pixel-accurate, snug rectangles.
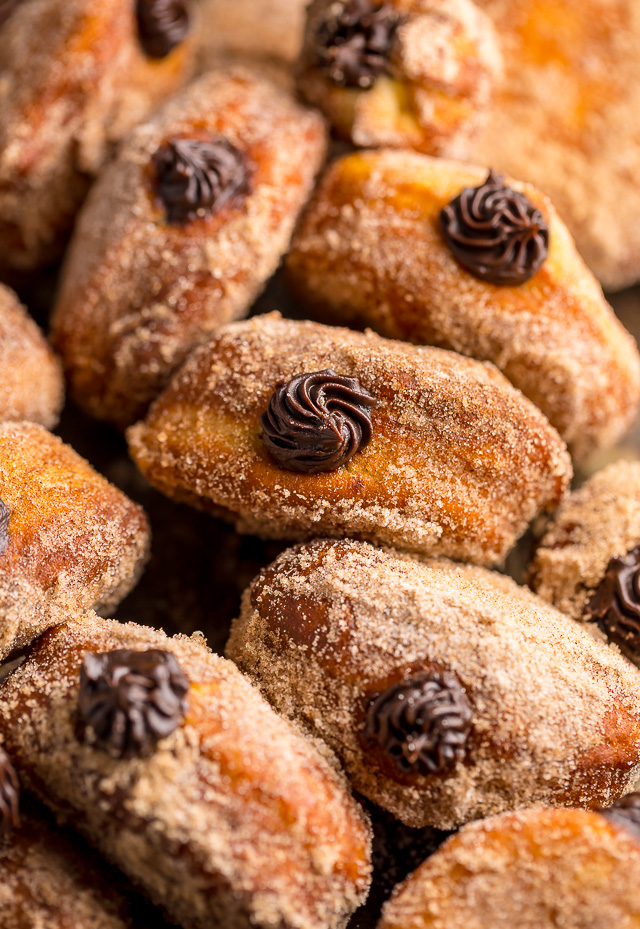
[1,1,640,926]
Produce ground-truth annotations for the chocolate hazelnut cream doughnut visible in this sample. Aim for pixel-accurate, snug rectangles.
[0,613,372,929]
[376,802,640,929]
[127,313,572,566]
[285,150,640,463]
[0,0,197,271]
[297,0,502,156]
[226,540,640,829]
[0,422,150,658]
[50,68,328,429]
[529,460,640,667]
[0,284,63,428]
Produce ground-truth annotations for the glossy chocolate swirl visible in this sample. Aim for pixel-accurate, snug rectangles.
[599,792,640,844]
[0,0,22,28]
[78,649,189,759]
[440,170,550,285]
[153,138,249,225]
[364,671,473,776]
[0,498,10,557]
[316,0,402,89]
[260,369,376,473]
[136,0,190,59]
[0,748,19,840]
[586,545,640,661]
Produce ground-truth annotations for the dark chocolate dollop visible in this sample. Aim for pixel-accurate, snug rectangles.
[599,792,640,844]
[364,671,473,776]
[136,0,190,59]
[316,0,402,89]
[440,170,550,285]
[0,0,21,28]
[153,138,249,225]
[0,748,19,840]
[586,545,640,661]
[78,649,189,759]
[260,369,376,473]
[0,498,10,557]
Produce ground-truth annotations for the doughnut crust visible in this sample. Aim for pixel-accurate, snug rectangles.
[0,614,372,929]
[50,68,328,429]
[377,807,640,929]
[297,0,502,156]
[0,0,196,271]
[0,422,150,657]
[127,313,571,566]
[285,150,640,462]
[0,285,63,428]
[227,540,640,829]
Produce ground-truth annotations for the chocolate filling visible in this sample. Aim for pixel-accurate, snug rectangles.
[136,0,190,59]
[316,0,402,89]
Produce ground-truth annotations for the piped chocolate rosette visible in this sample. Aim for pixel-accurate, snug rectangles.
[136,0,191,59]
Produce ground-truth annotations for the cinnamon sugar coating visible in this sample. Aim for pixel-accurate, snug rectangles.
[298,0,502,156]
[127,314,571,566]
[0,422,150,658]
[285,150,640,463]
[530,461,640,626]
[0,0,196,271]
[377,807,640,929]
[227,540,640,829]
[471,0,640,291]
[0,614,372,929]
[50,68,328,429]
[0,285,63,429]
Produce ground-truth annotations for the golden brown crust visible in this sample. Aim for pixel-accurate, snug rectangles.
[529,461,640,622]
[298,0,502,156]
[471,0,640,291]
[0,422,150,657]
[377,807,640,929]
[285,150,640,463]
[0,0,196,270]
[50,68,328,429]
[227,540,640,829]
[127,313,571,566]
[0,285,63,429]
[0,613,372,929]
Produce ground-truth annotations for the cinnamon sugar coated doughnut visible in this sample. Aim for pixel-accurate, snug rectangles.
[127,313,572,566]
[0,285,63,428]
[285,150,640,462]
[227,540,640,829]
[0,0,197,270]
[0,613,372,929]
[0,422,150,657]
[50,68,328,428]
[377,806,640,929]
[297,0,502,156]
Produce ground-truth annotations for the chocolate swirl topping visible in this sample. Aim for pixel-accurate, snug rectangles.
[585,545,640,661]
[136,0,190,59]
[0,498,10,557]
[440,170,550,285]
[0,0,21,28]
[599,792,640,844]
[316,0,402,89]
[260,369,376,473]
[78,649,189,759]
[364,671,473,776]
[0,748,20,840]
[153,138,249,225]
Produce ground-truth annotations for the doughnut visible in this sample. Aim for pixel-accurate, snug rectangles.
[50,68,328,429]
[529,460,640,665]
[196,0,308,67]
[297,0,502,156]
[127,313,572,567]
[226,539,640,829]
[0,284,63,428]
[285,150,640,463]
[376,804,640,929]
[0,612,372,929]
[0,0,197,271]
[0,421,150,658]
[470,0,640,291]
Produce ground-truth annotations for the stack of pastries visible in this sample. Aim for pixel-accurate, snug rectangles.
[1,1,640,927]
